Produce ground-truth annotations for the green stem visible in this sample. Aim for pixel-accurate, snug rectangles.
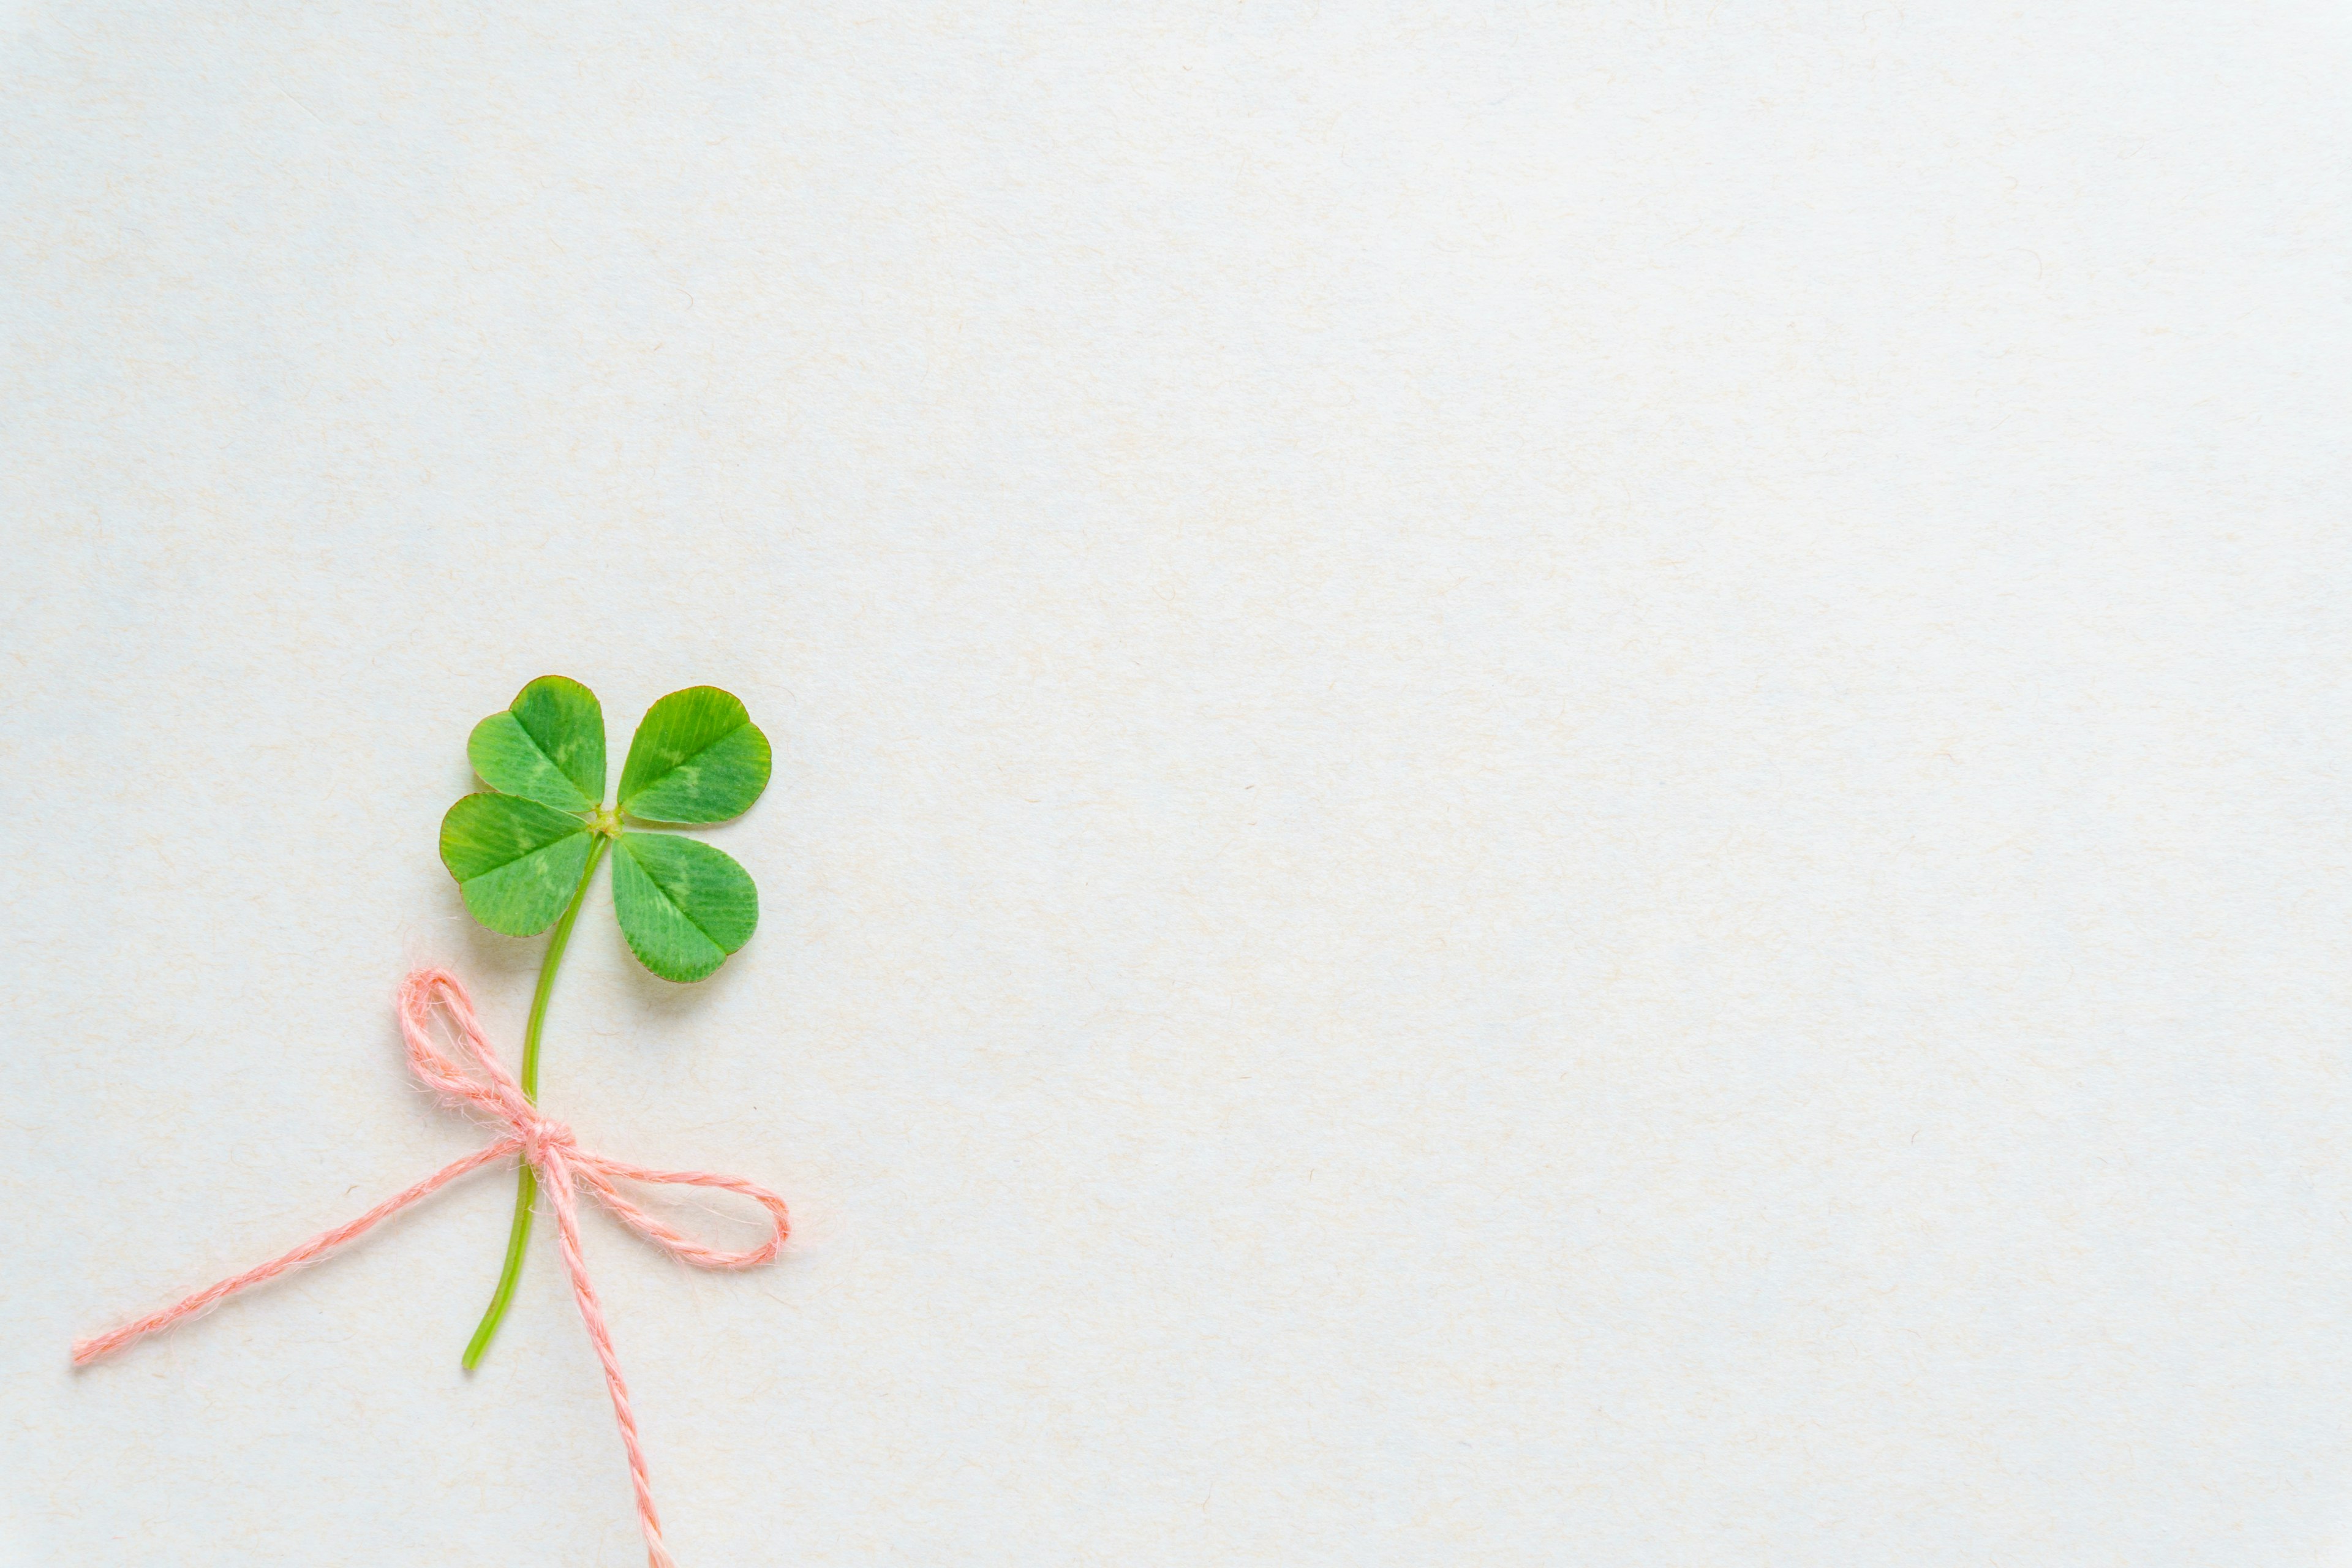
[462,834,611,1371]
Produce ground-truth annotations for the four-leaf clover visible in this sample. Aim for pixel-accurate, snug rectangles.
[440,677,769,982]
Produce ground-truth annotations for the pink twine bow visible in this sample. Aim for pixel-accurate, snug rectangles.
[73,968,791,1568]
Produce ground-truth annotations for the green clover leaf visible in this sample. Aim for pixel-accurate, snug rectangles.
[617,685,773,823]
[612,831,760,982]
[435,676,775,1368]
[439,676,769,981]
[440,791,598,936]
[467,674,606,813]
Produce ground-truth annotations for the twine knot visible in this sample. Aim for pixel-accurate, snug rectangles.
[517,1113,576,1163]
[71,967,791,1568]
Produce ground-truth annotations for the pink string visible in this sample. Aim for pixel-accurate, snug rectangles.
[72,968,791,1568]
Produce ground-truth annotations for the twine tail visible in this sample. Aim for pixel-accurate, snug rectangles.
[72,1140,518,1366]
[540,1147,675,1568]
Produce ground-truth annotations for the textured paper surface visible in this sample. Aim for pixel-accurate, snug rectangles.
[5,4,2350,1564]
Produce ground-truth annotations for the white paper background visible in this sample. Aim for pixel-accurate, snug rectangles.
[6,3,2350,1564]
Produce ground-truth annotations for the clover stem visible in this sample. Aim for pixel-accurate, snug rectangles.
[462,834,611,1371]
